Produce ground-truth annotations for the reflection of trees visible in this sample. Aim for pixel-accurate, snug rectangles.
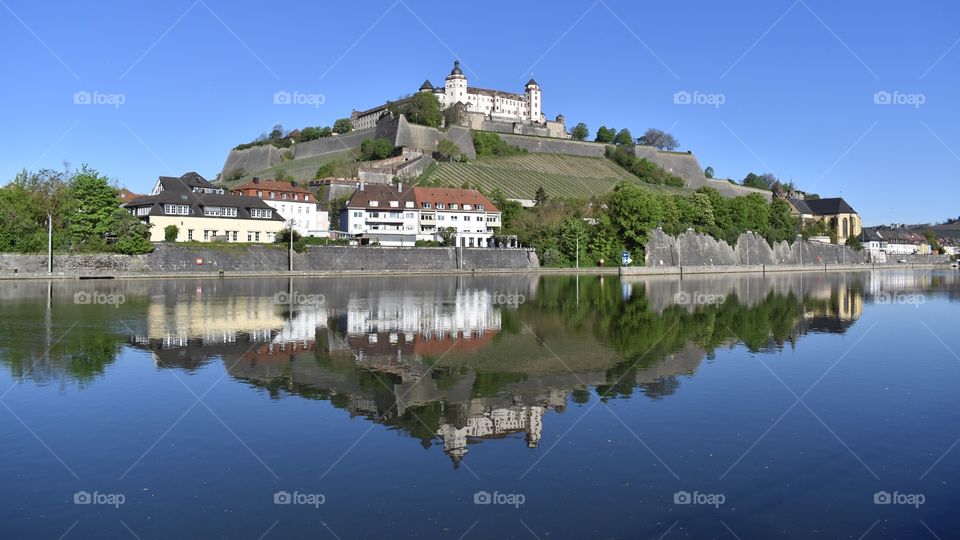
[0,301,126,386]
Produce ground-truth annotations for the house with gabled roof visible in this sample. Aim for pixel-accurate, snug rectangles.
[125,173,285,243]
[785,197,861,244]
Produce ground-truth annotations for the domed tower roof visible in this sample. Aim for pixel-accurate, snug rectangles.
[419,79,434,91]
[450,60,463,76]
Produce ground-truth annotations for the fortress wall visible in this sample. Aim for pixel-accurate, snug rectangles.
[496,134,606,158]
[221,145,285,178]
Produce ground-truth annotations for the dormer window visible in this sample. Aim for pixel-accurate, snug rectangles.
[477,204,484,210]
[370,201,379,206]
[450,203,459,210]
[389,201,398,208]
[437,203,445,209]
[422,202,432,209]
[463,204,472,210]
[405,201,413,208]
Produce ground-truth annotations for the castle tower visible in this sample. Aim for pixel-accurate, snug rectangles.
[525,78,541,122]
[445,60,468,108]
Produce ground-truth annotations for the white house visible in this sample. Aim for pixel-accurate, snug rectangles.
[412,187,501,247]
[340,184,419,246]
[230,178,328,237]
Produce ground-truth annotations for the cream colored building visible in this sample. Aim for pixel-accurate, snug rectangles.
[786,197,862,244]
[126,173,286,243]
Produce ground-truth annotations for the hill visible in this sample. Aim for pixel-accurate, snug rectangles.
[219,148,359,189]
[417,153,690,200]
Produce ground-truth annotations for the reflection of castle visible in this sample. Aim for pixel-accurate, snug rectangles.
[438,405,545,466]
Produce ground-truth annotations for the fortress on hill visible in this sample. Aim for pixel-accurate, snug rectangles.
[350,60,570,139]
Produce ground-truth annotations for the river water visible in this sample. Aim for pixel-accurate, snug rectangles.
[0,270,958,538]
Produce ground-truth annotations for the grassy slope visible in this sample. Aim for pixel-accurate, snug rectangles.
[418,153,691,200]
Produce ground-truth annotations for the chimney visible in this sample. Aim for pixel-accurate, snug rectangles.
[359,181,365,192]
[252,177,260,184]
[291,181,298,188]
[397,181,402,192]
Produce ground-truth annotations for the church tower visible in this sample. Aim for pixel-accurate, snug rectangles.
[525,78,541,122]
[445,60,468,108]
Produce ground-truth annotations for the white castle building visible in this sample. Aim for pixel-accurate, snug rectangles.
[351,61,568,138]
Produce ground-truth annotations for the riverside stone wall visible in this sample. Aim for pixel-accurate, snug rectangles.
[644,229,867,267]
[0,244,539,277]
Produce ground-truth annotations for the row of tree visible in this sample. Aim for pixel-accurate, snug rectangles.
[569,124,680,151]
[0,166,153,254]
[234,120,353,151]
[489,183,800,267]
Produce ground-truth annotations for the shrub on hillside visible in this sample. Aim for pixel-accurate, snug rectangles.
[604,146,684,187]
[359,138,396,161]
[472,132,526,158]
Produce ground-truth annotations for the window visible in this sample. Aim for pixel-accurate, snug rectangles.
[232,231,238,242]
[164,204,189,215]
[293,194,298,201]
[136,206,151,216]
[422,202,432,209]
[405,201,413,208]
[450,204,459,210]
[477,204,484,211]
[464,204,472,210]
[451,216,459,221]
[223,207,237,217]
[187,229,194,241]
[405,212,414,219]
[250,208,273,219]
[282,193,287,200]
[437,203,445,209]
[353,211,362,218]
[247,231,252,242]
[269,192,275,199]
[464,216,471,221]
[203,230,210,241]
[389,201,398,207]
[254,232,260,242]
[370,201,379,206]
[257,191,263,197]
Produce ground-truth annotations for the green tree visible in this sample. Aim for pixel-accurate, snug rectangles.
[333,118,353,134]
[614,128,633,145]
[436,139,460,161]
[704,166,714,179]
[607,181,663,251]
[164,225,179,242]
[534,186,548,206]
[595,126,615,143]
[571,122,589,141]
[359,138,395,161]
[767,198,799,243]
[396,92,444,128]
[314,161,337,179]
[66,167,125,249]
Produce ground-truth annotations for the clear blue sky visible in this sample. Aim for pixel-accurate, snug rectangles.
[1,0,957,225]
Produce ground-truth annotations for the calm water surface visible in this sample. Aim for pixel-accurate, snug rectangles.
[1,270,959,539]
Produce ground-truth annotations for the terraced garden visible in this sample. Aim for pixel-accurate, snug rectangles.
[420,153,690,200]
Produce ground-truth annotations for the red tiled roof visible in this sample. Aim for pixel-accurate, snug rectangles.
[412,187,498,212]
[345,184,415,209]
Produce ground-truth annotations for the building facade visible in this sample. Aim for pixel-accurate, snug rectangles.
[125,173,285,243]
[230,178,328,237]
[786,197,862,245]
[350,61,566,138]
[339,184,501,247]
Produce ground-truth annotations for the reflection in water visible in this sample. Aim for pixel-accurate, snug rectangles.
[1,270,958,465]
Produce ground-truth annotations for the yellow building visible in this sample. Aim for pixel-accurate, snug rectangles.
[786,197,861,244]
[124,172,286,243]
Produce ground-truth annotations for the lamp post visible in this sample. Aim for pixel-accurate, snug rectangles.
[47,213,52,274]
[288,219,294,273]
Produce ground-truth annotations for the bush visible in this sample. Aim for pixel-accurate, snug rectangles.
[472,132,526,157]
[315,162,337,179]
[164,225,179,242]
[604,146,685,186]
[415,240,442,247]
[359,138,396,161]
